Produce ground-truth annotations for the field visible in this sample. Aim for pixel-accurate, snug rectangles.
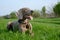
[0,18,60,40]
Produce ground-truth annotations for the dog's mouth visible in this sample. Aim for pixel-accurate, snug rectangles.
[27,16,33,20]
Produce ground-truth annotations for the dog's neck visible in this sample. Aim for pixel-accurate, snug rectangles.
[18,19,29,24]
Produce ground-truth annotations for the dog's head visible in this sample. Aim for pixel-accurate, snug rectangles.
[16,8,33,20]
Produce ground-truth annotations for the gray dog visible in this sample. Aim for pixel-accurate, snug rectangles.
[7,8,34,35]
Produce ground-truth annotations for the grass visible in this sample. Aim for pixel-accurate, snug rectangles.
[0,18,60,40]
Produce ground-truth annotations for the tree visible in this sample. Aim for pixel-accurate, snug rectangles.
[41,6,46,17]
[53,2,60,17]
[32,10,40,18]
[10,11,17,18]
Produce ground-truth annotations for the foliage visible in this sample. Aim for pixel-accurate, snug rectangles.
[32,10,40,18]
[53,2,60,17]
[10,12,17,19]
[3,15,11,19]
[2,11,17,19]
[0,18,60,40]
[41,6,46,17]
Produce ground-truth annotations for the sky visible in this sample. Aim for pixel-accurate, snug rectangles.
[0,0,59,16]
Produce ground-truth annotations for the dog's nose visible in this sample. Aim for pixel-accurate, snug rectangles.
[30,10,33,15]
[31,10,33,13]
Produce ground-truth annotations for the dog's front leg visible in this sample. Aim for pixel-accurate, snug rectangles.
[26,23,32,34]
[19,24,27,34]
[26,23,34,36]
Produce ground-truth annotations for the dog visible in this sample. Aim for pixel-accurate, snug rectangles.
[7,8,34,35]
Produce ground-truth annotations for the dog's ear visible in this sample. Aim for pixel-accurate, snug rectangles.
[16,9,23,19]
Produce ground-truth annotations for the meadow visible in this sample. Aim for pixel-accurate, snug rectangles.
[0,18,60,40]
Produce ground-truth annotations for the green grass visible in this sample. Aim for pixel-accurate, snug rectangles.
[0,18,60,40]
